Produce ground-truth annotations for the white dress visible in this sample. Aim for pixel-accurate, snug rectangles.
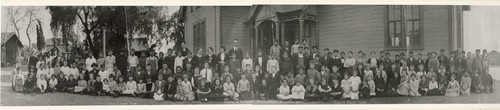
[276,85,292,100]
[290,85,306,100]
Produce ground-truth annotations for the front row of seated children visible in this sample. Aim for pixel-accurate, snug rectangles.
[14,64,489,102]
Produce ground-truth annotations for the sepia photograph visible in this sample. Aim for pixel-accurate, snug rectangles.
[1,4,499,107]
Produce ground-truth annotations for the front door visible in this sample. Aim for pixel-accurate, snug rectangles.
[256,20,275,56]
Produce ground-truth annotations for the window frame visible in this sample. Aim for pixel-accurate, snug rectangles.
[385,5,424,51]
[193,19,206,51]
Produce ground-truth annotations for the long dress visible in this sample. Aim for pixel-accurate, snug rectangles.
[290,85,306,100]
[397,76,410,96]
[445,80,460,96]
[276,85,292,100]
[409,79,421,96]
[341,79,351,98]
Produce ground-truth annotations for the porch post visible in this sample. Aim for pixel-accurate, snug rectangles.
[275,21,281,45]
[254,26,259,53]
[299,19,305,41]
[281,22,285,46]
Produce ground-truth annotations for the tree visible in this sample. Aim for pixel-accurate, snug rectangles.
[36,20,45,51]
[47,6,171,56]
[166,10,185,49]
[47,6,99,56]
[6,6,38,52]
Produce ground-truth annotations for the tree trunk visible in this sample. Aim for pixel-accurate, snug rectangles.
[85,30,96,57]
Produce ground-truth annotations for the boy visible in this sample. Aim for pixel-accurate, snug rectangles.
[153,75,167,100]
[94,75,104,96]
[200,62,213,85]
[197,79,211,102]
[237,74,251,100]
[164,76,177,100]
[223,76,239,101]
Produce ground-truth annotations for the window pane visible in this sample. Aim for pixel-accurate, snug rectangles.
[388,6,394,21]
[413,6,420,19]
[389,23,395,46]
[406,6,413,20]
[406,21,413,46]
[414,21,420,46]
[395,22,401,46]
[395,6,401,20]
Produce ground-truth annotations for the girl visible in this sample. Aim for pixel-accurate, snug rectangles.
[102,79,110,95]
[461,73,472,95]
[418,76,429,96]
[409,74,421,96]
[341,74,352,99]
[397,71,410,96]
[305,78,320,101]
[37,74,48,93]
[367,73,376,96]
[123,76,137,96]
[290,81,306,100]
[74,75,87,94]
[48,75,58,92]
[86,74,96,94]
[438,68,448,95]
[350,71,361,100]
[197,80,211,102]
[276,79,291,100]
[360,81,370,99]
[65,75,78,93]
[427,77,440,96]
[209,79,225,101]
[386,72,400,97]
[363,64,373,81]
[258,79,271,100]
[416,64,427,80]
[108,77,119,97]
[374,69,386,97]
[445,75,461,96]
[179,75,195,101]
[13,67,24,92]
[144,78,154,98]
[135,79,146,97]
[295,68,307,86]
[318,79,332,101]
[24,73,38,93]
[222,76,238,101]
[55,74,66,92]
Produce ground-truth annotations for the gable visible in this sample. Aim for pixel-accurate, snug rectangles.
[251,5,309,22]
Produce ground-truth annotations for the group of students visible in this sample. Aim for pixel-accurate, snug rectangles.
[12,39,494,102]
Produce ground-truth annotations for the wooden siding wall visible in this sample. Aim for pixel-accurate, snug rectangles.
[318,5,453,55]
[220,6,251,53]
[422,6,451,53]
[318,5,386,53]
[185,6,219,52]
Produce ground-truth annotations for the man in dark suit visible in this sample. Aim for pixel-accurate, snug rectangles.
[228,39,244,61]
[254,49,268,72]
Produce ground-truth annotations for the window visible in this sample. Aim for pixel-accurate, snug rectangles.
[386,5,422,50]
[193,20,206,51]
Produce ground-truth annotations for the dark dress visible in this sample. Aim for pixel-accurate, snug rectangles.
[374,75,386,97]
[386,76,400,97]
[209,85,225,101]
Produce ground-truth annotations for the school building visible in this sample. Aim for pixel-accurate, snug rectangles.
[181,5,466,56]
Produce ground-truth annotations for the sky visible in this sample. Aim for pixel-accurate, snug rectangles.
[1,6,180,46]
[463,6,500,52]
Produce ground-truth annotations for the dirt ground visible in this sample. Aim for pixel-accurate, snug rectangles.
[1,67,499,106]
